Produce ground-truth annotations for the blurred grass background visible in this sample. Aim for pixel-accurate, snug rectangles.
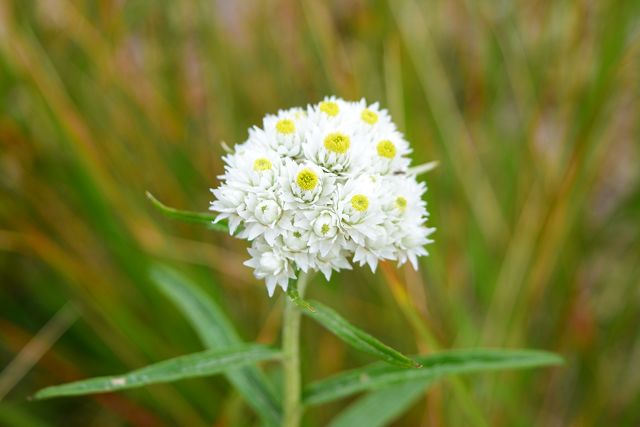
[1,0,639,426]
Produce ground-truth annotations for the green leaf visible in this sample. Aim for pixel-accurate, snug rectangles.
[303,349,562,406]
[151,265,239,346]
[328,381,430,427]
[146,191,228,232]
[150,266,282,426]
[34,345,280,399]
[292,296,419,368]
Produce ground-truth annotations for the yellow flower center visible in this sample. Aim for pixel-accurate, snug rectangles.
[296,168,319,191]
[253,158,272,171]
[361,109,378,124]
[323,132,350,154]
[319,101,339,116]
[276,119,295,134]
[350,194,369,212]
[321,223,330,235]
[395,196,407,211]
[376,140,396,159]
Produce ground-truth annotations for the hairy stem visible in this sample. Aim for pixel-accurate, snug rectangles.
[282,272,310,427]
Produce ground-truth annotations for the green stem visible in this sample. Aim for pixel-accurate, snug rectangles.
[282,271,310,427]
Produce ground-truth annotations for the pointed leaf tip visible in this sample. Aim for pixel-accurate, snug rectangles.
[34,345,280,400]
[299,298,418,368]
[146,191,228,232]
[303,348,563,406]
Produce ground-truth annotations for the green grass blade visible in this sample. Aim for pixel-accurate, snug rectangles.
[151,265,239,345]
[303,349,562,406]
[328,381,430,427]
[146,191,228,232]
[150,266,282,426]
[294,297,419,368]
[34,345,280,399]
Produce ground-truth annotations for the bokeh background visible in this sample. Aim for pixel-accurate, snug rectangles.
[1,1,639,426]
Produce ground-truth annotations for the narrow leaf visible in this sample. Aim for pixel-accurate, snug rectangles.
[34,345,279,399]
[150,266,282,426]
[151,265,239,346]
[303,349,562,406]
[295,298,419,368]
[328,381,430,427]
[146,191,228,232]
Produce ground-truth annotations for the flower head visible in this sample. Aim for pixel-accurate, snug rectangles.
[211,97,434,295]
[254,107,307,158]
[280,159,335,209]
[303,125,364,175]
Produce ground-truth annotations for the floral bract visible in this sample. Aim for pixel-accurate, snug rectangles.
[210,97,435,296]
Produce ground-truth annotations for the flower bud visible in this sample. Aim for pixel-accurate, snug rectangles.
[254,200,281,225]
[259,251,284,274]
[284,231,307,251]
[312,212,338,238]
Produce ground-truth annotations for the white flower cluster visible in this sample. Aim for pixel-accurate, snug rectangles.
[210,97,435,296]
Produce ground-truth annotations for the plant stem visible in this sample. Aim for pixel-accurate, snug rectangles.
[282,271,310,427]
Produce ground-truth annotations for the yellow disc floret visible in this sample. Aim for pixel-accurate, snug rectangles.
[350,194,369,212]
[376,140,396,159]
[319,101,339,116]
[361,109,378,124]
[296,168,319,191]
[321,223,330,235]
[276,119,295,134]
[395,196,407,212]
[253,158,272,171]
[323,132,351,154]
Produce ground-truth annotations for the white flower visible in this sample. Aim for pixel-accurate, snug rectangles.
[350,99,396,135]
[335,175,384,247]
[210,97,434,296]
[209,146,281,233]
[306,96,352,126]
[281,227,316,273]
[352,235,395,272]
[310,245,352,281]
[395,221,435,269]
[237,193,290,245]
[221,143,281,191]
[209,185,245,234]
[280,158,336,209]
[378,175,436,268]
[244,238,296,296]
[297,208,345,257]
[367,129,412,175]
[254,107,307,157]
[303,123,366,176]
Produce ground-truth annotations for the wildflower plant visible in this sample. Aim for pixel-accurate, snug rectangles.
[34,98,562,427]
[210,97,435,296]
